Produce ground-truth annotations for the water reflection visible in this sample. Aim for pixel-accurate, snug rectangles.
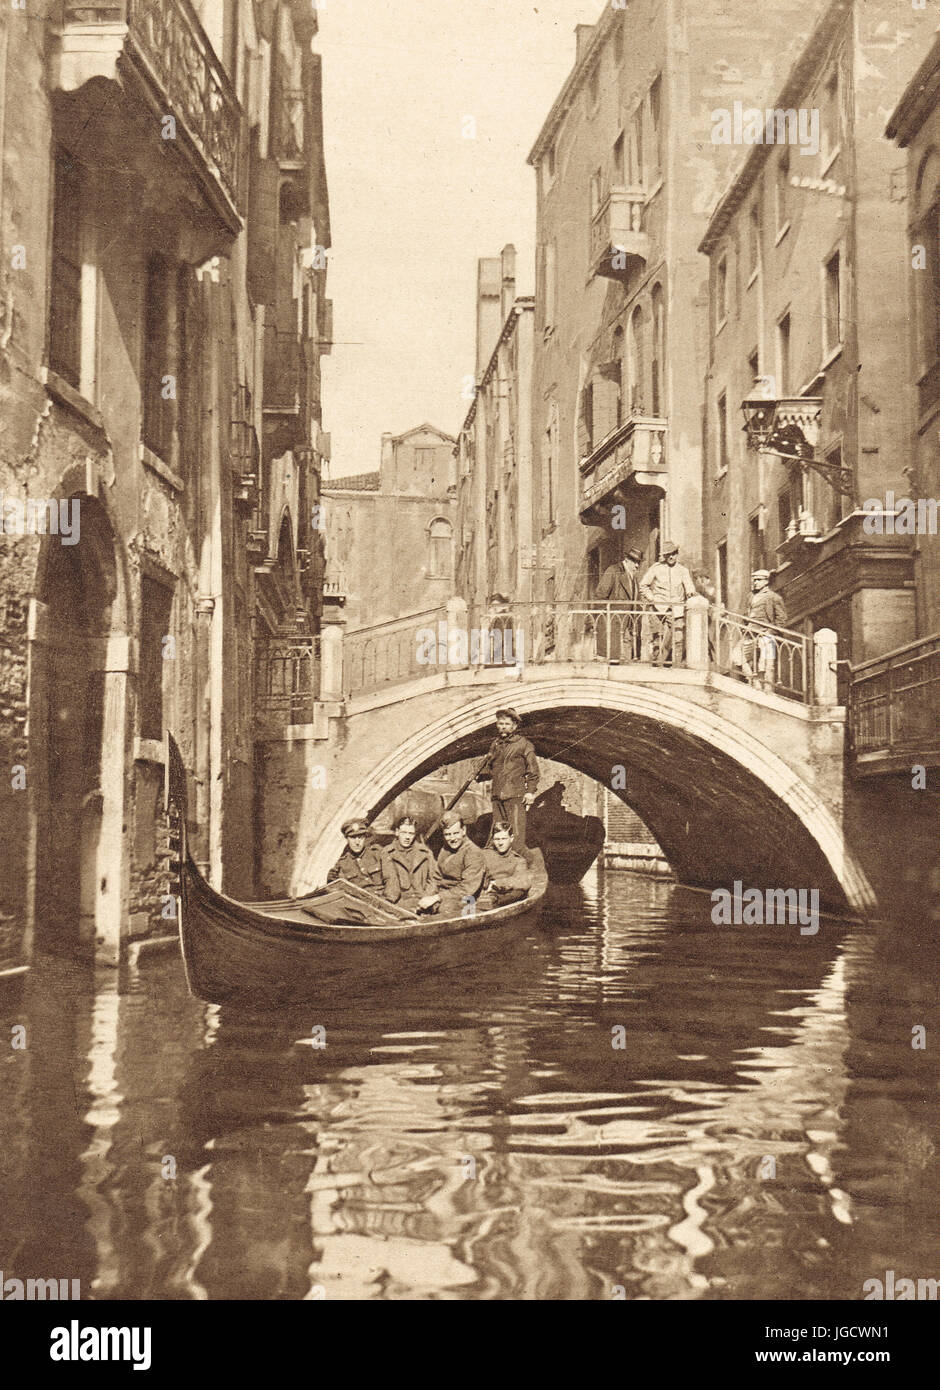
[1,872,938,1300]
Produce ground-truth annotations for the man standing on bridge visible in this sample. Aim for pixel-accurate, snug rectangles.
[595,546,642,661]
[639,540,696,666]
[741,569,787,691]
[476,707,539,850]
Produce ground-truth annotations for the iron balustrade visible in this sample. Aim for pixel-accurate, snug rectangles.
[256,636,320,723]
[848,632,940,768]
[344,608,448,698]
[339,600,822,703]
[713,609,810,701]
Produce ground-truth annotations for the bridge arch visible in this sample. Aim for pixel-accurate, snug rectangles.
[296,677,876,916]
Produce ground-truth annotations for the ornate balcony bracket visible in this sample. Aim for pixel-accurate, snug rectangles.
[579,416,667,522]
[591,188,649,281]
[743,392,854,498]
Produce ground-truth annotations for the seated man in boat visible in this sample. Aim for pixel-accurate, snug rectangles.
[479,821,533,909]
[422,809,486,917]
[327,818,385,892]
[379,814,436,909]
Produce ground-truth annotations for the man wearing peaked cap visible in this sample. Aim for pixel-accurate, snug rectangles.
[327,817,385,891]
[639,540,696,666]
[739,568,787,690]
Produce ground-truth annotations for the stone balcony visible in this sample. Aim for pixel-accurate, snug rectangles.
[578,415,667,522]
[590,187,649,280]
[52,0,244,231]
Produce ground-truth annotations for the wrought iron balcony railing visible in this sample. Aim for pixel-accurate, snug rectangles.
[848,632,940,773]
[58,0,244,219]
[256,635,321,724]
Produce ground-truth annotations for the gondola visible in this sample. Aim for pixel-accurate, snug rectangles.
[164,734,549,1005]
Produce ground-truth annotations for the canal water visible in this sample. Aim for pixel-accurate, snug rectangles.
[1,871,937,1301]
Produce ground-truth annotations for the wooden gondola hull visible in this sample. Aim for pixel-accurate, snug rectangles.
[179,862,544,1004]
[166,734,548,1005]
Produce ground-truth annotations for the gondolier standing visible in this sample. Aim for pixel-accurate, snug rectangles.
[476,708,539,850]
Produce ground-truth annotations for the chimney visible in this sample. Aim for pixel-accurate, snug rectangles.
[380,431,394,489]
[575,24,595,64]
[476,256,502,378]
[500,244,516,322]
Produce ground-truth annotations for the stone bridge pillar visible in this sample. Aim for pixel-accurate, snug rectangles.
[684,595,709,671]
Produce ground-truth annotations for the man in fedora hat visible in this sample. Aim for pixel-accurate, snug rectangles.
[475,707,539,850]
[327,818,385,891]
[639,540,696,665]
[595,546,643,661]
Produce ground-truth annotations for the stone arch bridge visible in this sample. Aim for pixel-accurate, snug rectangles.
[256,598,881,918]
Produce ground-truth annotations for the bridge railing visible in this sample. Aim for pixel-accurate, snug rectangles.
[848,631,940,771]
[338,597,828,705]
[343,607,449,697]
[712,609,810,702]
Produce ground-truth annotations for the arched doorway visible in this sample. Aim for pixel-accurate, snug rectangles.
[31,492,125,956]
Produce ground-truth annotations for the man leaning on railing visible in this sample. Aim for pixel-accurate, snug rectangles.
[639,541,697,666]
[734,569,787,691]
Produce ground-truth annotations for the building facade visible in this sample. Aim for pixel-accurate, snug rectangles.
[700,0,934,689]
[0,0,330,968]
[526,0,819,619]
[322,424,456,634]
[888,33,940,641]
[455,245,535,615]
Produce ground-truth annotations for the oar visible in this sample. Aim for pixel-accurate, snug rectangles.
[423,751,493,841]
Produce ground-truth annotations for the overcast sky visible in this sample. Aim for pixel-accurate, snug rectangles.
[317,0,598,478]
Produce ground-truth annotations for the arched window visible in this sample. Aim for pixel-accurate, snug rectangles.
[428,517,453,579]
[650,284,665,416]
[628,303,645,413]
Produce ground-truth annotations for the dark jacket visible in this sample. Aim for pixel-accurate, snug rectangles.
[596,561,639,603]
[483,846,533,894]
[478,732,539,800]
[380,842,436,903]
[435,838,486,900]
[327,843,385,890]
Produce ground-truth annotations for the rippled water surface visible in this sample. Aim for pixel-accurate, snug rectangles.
[1,871,938,1300]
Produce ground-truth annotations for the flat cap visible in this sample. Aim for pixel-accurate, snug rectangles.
[341,818,369,837]
[494,707,521,725]
[751,569,771,580]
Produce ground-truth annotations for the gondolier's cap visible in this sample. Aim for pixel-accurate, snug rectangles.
[661,539,679,556]
[495,707,521,725]
[751,569,771,580]
[440,809,464,828]
[625,547,642,563]
[341,817,369,837]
